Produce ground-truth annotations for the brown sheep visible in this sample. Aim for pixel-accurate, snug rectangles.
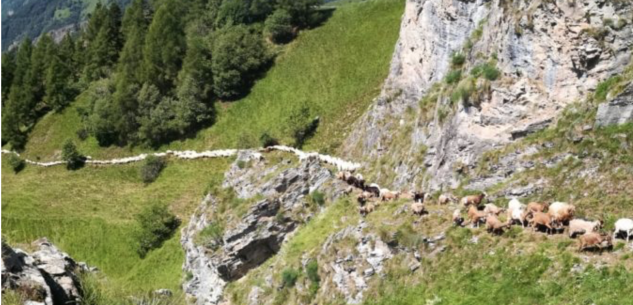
[399,191,414,200]
[548,202,576,226]
[453,209,464,227]
[526,202,549,214]
[411,202,427,216]
[483,203,505,216]
[569,219,603,238]
[439,194,457,205]
[461,193,486,208]
[467,205,487,228]
[578,232,613,252]
[529,212,555,234]
[380,189,399,201]
[336,171,351,181]
[486,215,510,235]
[359,202,375,216]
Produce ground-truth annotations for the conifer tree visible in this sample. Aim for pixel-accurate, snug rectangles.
[1,52,15,105]
[143,0,186,92]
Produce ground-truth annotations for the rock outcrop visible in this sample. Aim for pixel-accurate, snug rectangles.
[343,0,632,191]
[596,82,633,127]
[181,151,349,304]
[1,239,87,305]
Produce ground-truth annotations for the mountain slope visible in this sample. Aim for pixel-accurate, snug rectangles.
[1,0,131,50]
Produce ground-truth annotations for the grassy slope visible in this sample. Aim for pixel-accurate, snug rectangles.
[20,0,403,161]
[1,157,230,297]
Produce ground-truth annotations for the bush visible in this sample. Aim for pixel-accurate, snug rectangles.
[265,9,294,44]
[471,62,500,81]
[285,105,319,148]
[260,132,279,147]
[198,222,224,250]
[451,52,466,67]
[444,70,462,84]
[306,259,320,297]
[61,139,85,170]
[8,154,25,173]
[140,156,166,184]
[135,203,181,258]
[281,268,300,288]
[594,76,622,102]
[309,190,325,206]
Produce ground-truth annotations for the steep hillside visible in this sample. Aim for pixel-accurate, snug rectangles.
[1,0,404,303]
[1,0,131,50]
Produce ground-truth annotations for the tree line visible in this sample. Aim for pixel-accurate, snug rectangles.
[2,0,324,149]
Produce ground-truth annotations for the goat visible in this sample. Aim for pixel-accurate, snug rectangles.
[486,215,510,235]
[453,209,464,227]
[529,212,555,234]
[578,232,613,252]
[461,193,486,208]
[483,203,505,216]
[569,219,603,238]
[613,218,633,241]
[467,205,486,228]
[548,202,576,227]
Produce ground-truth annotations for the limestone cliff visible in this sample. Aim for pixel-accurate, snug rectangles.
[343,0,632,191]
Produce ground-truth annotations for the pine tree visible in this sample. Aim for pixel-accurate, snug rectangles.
[143,0,186,92]
[45,54,73,112]
[83,3,124,81]
[2,39,34,149]
[1,52,15,105]
[28,34,55,110]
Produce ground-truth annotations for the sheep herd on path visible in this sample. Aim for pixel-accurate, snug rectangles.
[3,145,632,253]
[336,171,633,253]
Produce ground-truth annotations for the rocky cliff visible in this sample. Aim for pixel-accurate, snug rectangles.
[1,239,91,305]
[343,0,632,191]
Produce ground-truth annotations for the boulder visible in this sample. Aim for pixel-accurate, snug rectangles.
[595,83,633,127]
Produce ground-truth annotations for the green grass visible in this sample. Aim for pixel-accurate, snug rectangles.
[20,0,404,160]
[2,157,230,297]
[54,8,71,21]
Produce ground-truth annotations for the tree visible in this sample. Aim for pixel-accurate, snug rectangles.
[143,0,186,92]
[212,25,271,99]
[140,155,166,183]
[1,52,15,104]
[44,54,74,112]
[61,139,86,170]
[276,0,323,27]
[2,39,34,149]
[29,34,55,108]
[84,79,121,146]
[264,9,293,43]
[83,3,123,81]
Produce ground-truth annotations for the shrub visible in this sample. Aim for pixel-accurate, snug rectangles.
[135,203,181,257]
[594,76,622,102]
[8,154,25,173]
[451,52,466,67]
[260,132,279,147]
[237,160,247,169]
[309,190,325,206]
[198,222,224,250]
[286,105,319,148]
[281,268,300,288]
[140,156,166,184]
[265,9,294,44]
[76,128,89,141]
[471,62,500,81]
[444,70,462,85]
[61,139,85,170]
[306,260,320,297]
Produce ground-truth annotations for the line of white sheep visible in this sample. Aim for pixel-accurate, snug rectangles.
[1,146,361,171]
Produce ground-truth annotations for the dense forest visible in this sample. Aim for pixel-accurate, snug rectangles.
[1,0,324,150]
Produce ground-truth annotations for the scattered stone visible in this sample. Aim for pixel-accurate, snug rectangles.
[154,289,173,297]
[363,268,375,277]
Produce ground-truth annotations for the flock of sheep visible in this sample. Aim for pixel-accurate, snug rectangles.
[336,171,633,253]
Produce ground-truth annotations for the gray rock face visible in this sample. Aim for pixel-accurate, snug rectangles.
[1,239,85,305]
[181,151,349,304]
[596,83,633,127]
[343,0,632,191]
